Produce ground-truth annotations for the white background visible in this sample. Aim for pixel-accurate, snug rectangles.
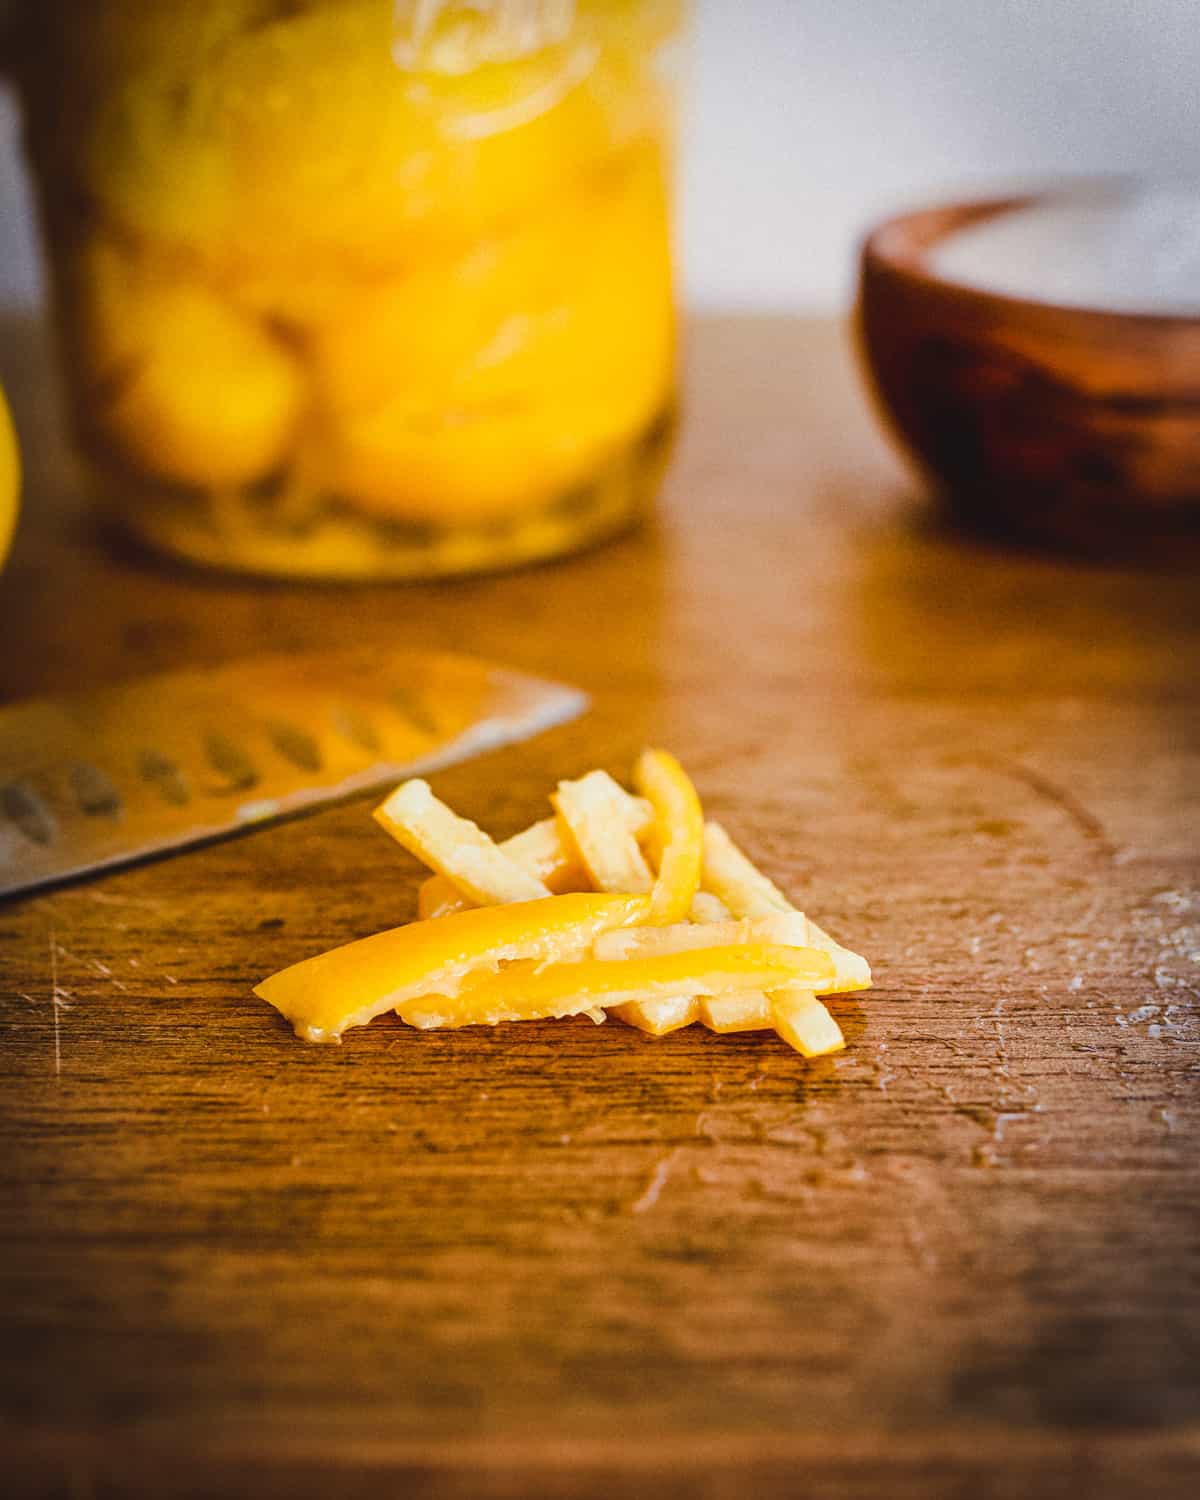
[1,0,1197,312]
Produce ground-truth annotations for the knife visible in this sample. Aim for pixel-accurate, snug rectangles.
[0,648,586,899]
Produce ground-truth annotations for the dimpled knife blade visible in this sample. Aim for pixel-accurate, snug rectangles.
[0,648,587,899]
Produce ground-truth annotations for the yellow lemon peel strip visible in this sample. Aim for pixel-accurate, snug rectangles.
[698,990,775,1034]
[397,943,834,1030]
[417,816,583,919]
[701,820,871,995]
[611,995,702,1036]
[374,778,551,906]
[256,892,649,1042]
[594,911,810,962]
[553,768,655,894]
[635,748,705,924]
[770,988,846,1059]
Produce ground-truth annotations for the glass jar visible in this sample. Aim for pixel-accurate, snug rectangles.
[10,1,682,578]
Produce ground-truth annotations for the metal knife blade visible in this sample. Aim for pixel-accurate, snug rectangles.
[0,648,586,899]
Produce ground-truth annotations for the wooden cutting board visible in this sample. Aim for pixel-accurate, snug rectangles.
[1,314,1197,1498]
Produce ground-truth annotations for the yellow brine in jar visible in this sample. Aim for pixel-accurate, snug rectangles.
[11,1,683,577]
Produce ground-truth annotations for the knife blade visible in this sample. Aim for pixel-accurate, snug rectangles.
[0,648,586,899]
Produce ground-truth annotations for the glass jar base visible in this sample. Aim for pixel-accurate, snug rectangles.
[91,411,675,581]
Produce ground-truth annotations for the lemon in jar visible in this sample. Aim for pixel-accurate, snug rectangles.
[312,142,674,521]
[66,235,303,490]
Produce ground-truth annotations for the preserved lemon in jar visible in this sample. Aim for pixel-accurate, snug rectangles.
[11,1,684,577]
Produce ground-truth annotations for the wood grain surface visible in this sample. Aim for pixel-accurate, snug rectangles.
[1,313,1198,1499]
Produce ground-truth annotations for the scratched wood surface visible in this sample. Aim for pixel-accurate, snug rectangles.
[1,314,1198,1499]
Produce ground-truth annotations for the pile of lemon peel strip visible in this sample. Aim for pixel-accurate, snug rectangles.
[255,751,871,1056]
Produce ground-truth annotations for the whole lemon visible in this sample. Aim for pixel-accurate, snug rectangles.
[0,387,19,567]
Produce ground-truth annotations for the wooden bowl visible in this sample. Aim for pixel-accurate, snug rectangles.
[856,189,1200,557]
